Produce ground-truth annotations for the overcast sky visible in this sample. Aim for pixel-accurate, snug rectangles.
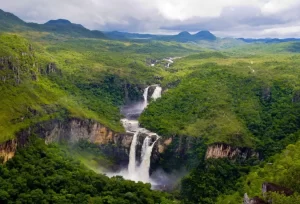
[1,0,300,38]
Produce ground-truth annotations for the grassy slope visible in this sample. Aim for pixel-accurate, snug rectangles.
[0,34,123,142]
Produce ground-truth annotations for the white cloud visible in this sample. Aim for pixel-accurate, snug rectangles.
[1,0,300,37]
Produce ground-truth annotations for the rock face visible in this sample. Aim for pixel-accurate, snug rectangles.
[0,139,17,163]
[0,129,32,163]
[157,137,173,153]
[262,182,294,197]
[38,118,128,145]
[206,143,257,160]
[0,118,133,164]
[0,116,175,166]
[244,193,267,204]
[244,182,294,204]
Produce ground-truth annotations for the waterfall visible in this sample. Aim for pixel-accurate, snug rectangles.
[151,86,162,100]
[138,136,159,182]
[143,86,150,107]
[128,131,139,176]
[141,136,151,160]
[115,84,162,184]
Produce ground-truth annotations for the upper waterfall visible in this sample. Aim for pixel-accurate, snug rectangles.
[143,86,150,108]
[151,86,162,101]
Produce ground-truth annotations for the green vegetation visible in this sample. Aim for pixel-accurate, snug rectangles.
[2,9,300,204]
[0,137,173,203]
[0,31,202,143]
[141,55,300,151]
[218,140,300,203]
[141,51,300,203]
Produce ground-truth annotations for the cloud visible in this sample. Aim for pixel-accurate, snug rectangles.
[1,0,300,37]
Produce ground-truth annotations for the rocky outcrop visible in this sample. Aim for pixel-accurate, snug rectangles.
[38,118,125,145]
[0,118,133,164]
[244,194,267,204]
[157,137,173,153]
[0,139,17,163]
[44,63,61,75]
[147,85,157,99]
[0,128,32,163]
[262,182,294,197]
[206,143,257,160]
[244,182,294,204]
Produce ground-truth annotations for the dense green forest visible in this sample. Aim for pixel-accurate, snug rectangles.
[1,8,300,204]
[0,137,173,203]
[141,52,300,203]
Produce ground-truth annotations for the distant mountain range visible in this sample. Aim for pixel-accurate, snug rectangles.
[0,9,105,38]
[1,9,300,43]
[238,38,300,43]
[104,30,217,42]
[0,9,217,42]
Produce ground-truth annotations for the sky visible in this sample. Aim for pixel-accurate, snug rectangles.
[1,0,300,38]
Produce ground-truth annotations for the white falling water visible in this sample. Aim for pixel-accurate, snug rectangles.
[143,86,150,108]
[138,136,159,182]
[121,119,139,132]
[128,131,139,177]
[141,136,151,160]
[151,86,162,101]
[107,85,161,185]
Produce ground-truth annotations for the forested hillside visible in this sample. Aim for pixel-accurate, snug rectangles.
[141,52,300,203]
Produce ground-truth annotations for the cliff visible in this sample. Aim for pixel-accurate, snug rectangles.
[206,143,257,160]
[0,139,17,163]
[0,118,133,163]
[0,118,257,166]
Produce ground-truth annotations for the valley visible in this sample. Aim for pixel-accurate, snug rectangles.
[1,7,300,204]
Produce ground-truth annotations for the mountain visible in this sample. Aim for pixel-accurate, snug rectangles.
[177,31,192,37]
[0,9,29,31]
[104,31,156,40]
[172,31,193,42]
[194,30,217,41]
[158,30,217,42]
[39,19,106,38]
[0,9,105,38]
[105,30,217,42]
[45,19,74,25]
[239,38,300,43]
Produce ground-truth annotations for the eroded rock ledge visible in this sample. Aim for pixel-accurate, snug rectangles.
[206,143,258,160]
[0,118,133,163]
[0,139,17,163]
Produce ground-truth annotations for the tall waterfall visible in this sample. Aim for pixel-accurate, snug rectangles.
[128,131,139,177]
[143,86,150,107]
[114,85,162,184]
[139,136,159,182]
[141,136,151,160]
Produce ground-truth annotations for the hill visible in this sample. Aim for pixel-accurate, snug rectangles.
[0,9,29,31]
[0,9,106,38]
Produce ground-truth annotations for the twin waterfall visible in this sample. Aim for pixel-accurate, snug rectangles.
[120,85,162,183]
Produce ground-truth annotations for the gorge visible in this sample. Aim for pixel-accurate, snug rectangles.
[107,85,164,186]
